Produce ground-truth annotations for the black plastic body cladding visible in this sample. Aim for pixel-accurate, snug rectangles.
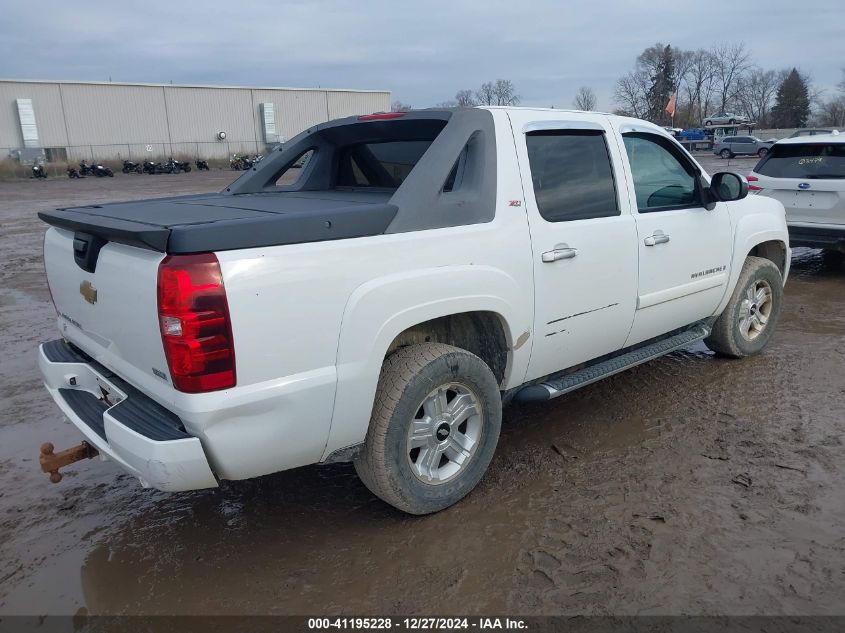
[38,108,497,256]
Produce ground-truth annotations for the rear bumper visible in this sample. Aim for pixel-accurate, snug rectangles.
[38,339,218,491]
[788,224,845,252]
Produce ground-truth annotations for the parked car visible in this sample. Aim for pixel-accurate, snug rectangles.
[36,108,789,514]
[748,134,845,253]
[714,135,776,159]
[704,112,750,126]
[788,128,840,138]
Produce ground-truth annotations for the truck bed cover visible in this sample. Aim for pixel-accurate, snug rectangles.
[38,191,398,254]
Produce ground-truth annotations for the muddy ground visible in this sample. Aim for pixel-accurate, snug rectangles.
[1,158,843,616]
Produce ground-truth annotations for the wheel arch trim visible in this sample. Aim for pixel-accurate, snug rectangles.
[716,216,790,315]
[321,265,530,461]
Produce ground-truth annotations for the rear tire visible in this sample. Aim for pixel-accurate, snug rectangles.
[704,256,783,358]
[354,343,502,515]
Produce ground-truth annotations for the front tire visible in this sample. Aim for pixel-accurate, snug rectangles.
[704,256,783,358]
[757,147,768,157]
[720,149,732,159]
[354,343,502,515]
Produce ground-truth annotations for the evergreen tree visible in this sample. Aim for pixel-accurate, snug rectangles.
[643,45,676,124]
[771,68,810,128]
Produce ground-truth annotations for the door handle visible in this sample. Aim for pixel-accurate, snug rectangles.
[644,232,670,246]
[542,246,578,262]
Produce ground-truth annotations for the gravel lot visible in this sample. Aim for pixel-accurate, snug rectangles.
[1,157,843,616]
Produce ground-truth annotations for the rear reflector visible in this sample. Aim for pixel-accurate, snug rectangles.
[358,112,406,121]
[747,174,762,192]
[157,253,236,393]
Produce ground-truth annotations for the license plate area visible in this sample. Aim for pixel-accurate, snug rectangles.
[793,190,837,209]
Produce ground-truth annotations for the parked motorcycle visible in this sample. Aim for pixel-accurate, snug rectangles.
[230,153,247,170]
[79,160,94,176]
[67,167,81,179]
[32,164,47,179]
[80,160,113,177]
[122,160,142,174]
[143,161,158,174]
[166,157,191,173]
[195,159,210,171]
[91,162,114,177]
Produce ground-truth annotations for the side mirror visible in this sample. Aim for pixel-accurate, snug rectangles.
[705,171,749,209]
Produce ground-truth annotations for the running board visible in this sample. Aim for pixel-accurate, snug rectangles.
[514,323,711,403]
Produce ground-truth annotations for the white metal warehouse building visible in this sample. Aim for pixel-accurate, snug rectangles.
[0,79,391,162]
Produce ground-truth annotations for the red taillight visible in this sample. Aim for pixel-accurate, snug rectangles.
[157,253,235,393]
[357,112,406,121]
[747,174,762,192]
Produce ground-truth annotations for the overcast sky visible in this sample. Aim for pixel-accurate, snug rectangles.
[1,0,842,111]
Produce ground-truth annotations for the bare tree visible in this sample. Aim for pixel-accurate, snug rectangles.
[454,89,477,107]
[471,80,520,106]
[475,82,496,106]
[711,43,752,111]
[492,79,520,105]
[390,100,412,112]
[436,100,457,108]
[810,69,845,126]
[573,86,597,111]
[682,49,717,124]
[734,68,779,125]
[614,69,649,119]
[672,49,695,95]
[813,96,845,127]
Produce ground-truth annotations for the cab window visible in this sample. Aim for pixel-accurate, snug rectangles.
[622,133,700,211]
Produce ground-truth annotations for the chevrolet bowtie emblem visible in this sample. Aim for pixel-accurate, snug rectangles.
[80,280,97,305]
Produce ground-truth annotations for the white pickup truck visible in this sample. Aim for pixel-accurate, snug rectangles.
[38,107,790,514]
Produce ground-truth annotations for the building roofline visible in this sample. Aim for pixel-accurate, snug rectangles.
[0,78,390,94]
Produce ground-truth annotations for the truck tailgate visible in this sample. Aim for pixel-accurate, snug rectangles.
[44,227,169,390]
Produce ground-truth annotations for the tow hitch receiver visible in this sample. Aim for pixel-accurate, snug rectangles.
[39,441,99,483]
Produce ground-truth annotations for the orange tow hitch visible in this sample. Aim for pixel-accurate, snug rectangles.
[39,441,99,483]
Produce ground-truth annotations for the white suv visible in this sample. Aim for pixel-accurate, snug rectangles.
[749,134,845,253]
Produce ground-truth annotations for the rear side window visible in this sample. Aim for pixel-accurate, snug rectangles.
[756,143,845,179]
[336,140,434,188]
[525,130,619,222]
